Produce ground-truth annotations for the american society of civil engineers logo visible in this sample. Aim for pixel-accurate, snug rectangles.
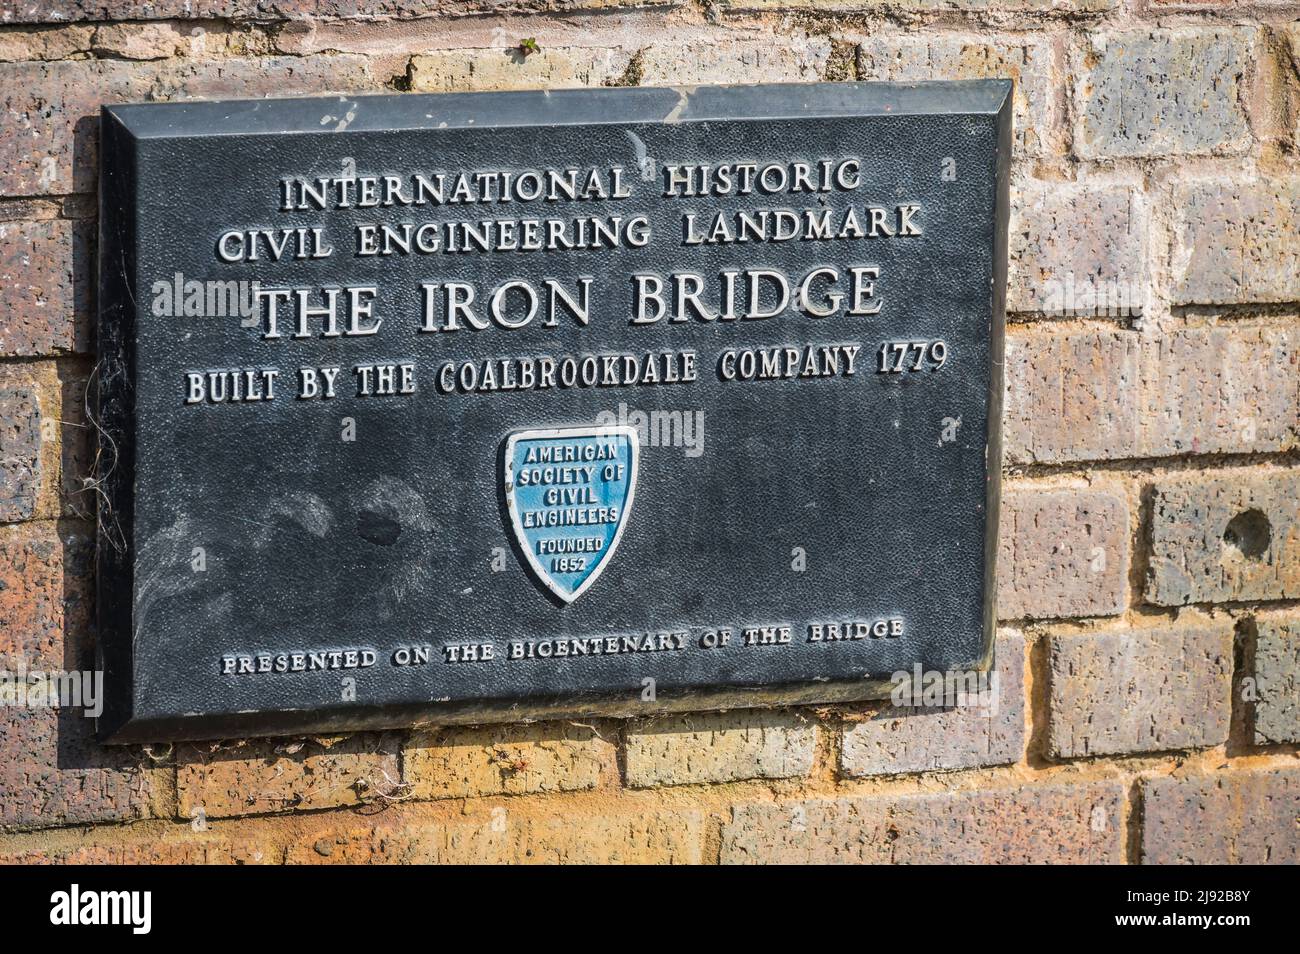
[503,425,639,603]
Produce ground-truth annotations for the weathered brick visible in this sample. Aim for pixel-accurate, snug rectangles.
[0,519,155,833]
[0,522,92,667]
[408,47,631,93]
[176,734,400,819]
[0,364,93,522]
[0,387,40,523]
[1007,180,1148,315]
[717,0,1116,10]
[405,721,613,800]
[997,487,1129,620]
[0,519,148,831]
[1074,29,1255,159]
[0,219,91,356]
[1006,326,1299,465]
[0,26,93,62]
[1141,767,1300,863]
[721,781,1125,864]
[1048,623,1233,759]
[1140,327,1298,457]
[1172,178,1300,305]
[1288,28,1300,143]
[1255,616,1300,744]
[91,22,192,61]
[1,0,226,17]
[857,33,1056,156]
[290,806,705,864]
[841,631,1024,777]
[1147,471,1300,606]
[1152,0,1299,7]
[0,0,680,24]
[625,709,815,788]
[0,834,273,864]
[637,38,832,86]
[55,370,92,520]
[0,708,159,831]
[0,56,375,198]
[1003,330,1140,465]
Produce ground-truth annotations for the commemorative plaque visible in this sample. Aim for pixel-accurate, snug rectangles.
[97,81,1011,742]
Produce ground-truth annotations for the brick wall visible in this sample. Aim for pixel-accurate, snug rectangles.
[2,0,1298,864]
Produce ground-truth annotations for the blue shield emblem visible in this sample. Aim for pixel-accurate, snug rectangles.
[503,426,639,603]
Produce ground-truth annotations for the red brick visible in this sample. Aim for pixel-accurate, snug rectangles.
[0,1,677,24]
[0,834,273,864]
[0,57,375,198]
[176,734,401,819]
[0,219,90,356]
[1141,767,1300,864]
[0,386,41,523]
[1172,178,1300,305]
[1003,330,1140,465]
[1004,326,1298,466]
[1048,623,1233,759]
[0,523,155,829]
[1139,327,1298,457]
[1147,470,1300,606]
[406,721,614,800]
[997,487,1129,620]
[0,522,92,667]
[841,631,1025,777]
[0,705,157,830]
[625,710,814,788]
[721,781,1125,864]
[289,806,706,864]
[1254,615,1300,745]
[1008,181,1148,315]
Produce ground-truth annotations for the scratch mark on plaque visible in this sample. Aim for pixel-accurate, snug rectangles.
[321,97,359,132]
[133,517,205,646]
[663,87,696,125]
[249,491,334,548]
[624,131,655,181]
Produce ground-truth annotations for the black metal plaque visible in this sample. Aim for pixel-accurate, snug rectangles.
[97,81,1011,742]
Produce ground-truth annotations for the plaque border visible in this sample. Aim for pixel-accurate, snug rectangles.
[95,79,1014,743]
